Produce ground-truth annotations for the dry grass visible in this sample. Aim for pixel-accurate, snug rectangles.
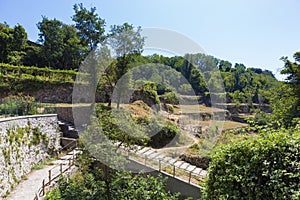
[173,104,226,114]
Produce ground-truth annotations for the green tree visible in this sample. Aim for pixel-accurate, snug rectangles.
[0,23,14,63]
[108,23,144,108]
[12,24,27,51]
[61,24,84,69]
[37,17,65,68]
[269,52,300,127]
[37,17,84,69]
[72,3,106,51]
[0,23,28,64]
[281,52,300,86]
[218,60,232,72]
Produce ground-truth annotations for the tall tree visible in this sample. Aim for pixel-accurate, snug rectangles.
[72,3,106,52]
[281,52,300,88]
[37,17,83,69]
[108,23,144,108]
[37,17,65,68]
[270,52,300,127]
[12,24,27,51]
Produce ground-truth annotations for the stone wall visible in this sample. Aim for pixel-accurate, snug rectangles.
[0,114,61,198]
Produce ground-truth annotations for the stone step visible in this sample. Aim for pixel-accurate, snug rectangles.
[179,162,190,170]
[192,167,202,175]
[174,161,184,168]
[163,156,172,162]
[155,154,165,160]
[148,152,160,159]
[168,158,178,164]
[137,147,151,154]
[200,170,208,177]
[186,165,196,172]
[144,150,156,156]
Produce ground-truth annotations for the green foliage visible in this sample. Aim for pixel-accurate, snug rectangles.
[94,105,150,147]
[45,170,179,200]
[0,23,27,64]
[72,3,106,51]
[147,120,180,148]
[0,94,35,115]
[0,63,78,82]
[30,126,46,146]
[204,129,300,200]
[111,172,179,200]
[268,52,300,128]
[37,17,84,69]
[160,91,181,105]
[0,94,54,116]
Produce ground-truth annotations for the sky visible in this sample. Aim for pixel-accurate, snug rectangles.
[0,0,299,80]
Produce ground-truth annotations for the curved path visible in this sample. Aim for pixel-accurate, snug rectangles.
[5,150,79,200]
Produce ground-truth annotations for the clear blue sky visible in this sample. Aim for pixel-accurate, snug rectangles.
[1,0,299,80]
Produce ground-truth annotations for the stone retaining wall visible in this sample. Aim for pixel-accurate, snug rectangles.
[0,114,60,198]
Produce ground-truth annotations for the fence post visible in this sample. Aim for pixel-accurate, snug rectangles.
[60,163,63,175]
[173,165,176,177]
[16,103,18,116]
[159,160,161,172]
[42,179,45,196]
[189,172,192,183]
[4,102,7,117]
[48,170,51,185]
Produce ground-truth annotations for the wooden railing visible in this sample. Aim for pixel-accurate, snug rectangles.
[117,148,206,186]
[33,143,80,200]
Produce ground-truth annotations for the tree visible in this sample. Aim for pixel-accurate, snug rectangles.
[0,23,14,63]
[12,24,27,51]
[108,23,144,108]
[0,23,28,64]
[281,52,300,86]
[61,24,84,69]
[45,170,179,200]
[218,60,232,72]
[37,17,83,69]
[72,3,106,52]
[37,17,65,68]
[269,52,300,127]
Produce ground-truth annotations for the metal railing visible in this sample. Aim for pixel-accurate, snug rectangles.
[117,148,206,186]
[0,101,55,118]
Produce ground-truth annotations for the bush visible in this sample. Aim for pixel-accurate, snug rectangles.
[0,95,36,115]
[148,120,180,148]
[160,91,181,105]
[204,130,300,199]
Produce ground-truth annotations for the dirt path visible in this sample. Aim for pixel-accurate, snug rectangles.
[156,128,198,156]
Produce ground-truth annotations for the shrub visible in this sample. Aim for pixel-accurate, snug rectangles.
[148,120,179,148]
[0,94,36,115]
[204,130,300,199]
[160,91,181,105]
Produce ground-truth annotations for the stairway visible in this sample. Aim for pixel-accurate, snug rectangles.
[58,119,79,150]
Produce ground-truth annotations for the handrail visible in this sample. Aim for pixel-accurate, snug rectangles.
[117,147,206,187]
[33,148,81,200]
[59,137,78,152]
